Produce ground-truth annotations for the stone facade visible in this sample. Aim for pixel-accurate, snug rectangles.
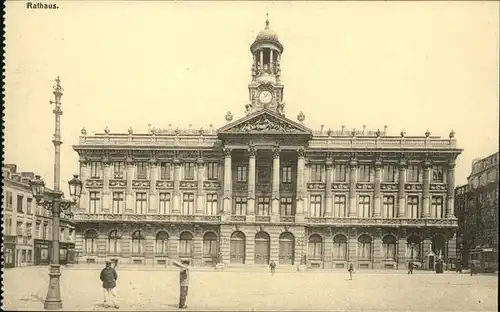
[72,19,462,270]
[2,164,76,267]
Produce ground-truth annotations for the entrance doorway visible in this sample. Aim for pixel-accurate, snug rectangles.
[279,232,295,265]
[230,231,246,264]
[255,231,270,264]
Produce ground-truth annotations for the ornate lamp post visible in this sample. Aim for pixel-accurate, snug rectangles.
[30,174,82,309]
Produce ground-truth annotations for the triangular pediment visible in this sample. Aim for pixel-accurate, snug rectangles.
[218,109,312,136]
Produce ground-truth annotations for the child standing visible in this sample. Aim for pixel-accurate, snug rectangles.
[348,263,354,280]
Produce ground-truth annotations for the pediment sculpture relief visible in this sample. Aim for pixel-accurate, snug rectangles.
[229,116,302,133]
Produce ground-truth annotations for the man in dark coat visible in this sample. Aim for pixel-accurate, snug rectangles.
[269,260,277,275]
[408,262,414,274]
[173,259,191,309]
[100,260,119,309]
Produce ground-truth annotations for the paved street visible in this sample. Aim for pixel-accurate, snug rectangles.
[2,266,497,311]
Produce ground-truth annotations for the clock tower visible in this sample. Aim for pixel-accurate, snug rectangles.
[246,16,285,116]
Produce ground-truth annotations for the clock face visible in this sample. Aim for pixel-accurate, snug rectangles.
[259,91,273,104]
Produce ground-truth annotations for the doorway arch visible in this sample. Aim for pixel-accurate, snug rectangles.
[279,232,295,265]
[230,231,246,264]
[255,231,271,264]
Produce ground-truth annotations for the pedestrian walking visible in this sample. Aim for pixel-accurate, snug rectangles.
[100,260,119,309]
[407,262,414,275]
[456,263,463,274]
[173,259,191,309]
[348,263,354,280]
[269,260,276,275]
[470,262,477,276]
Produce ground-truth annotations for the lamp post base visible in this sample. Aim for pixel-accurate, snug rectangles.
[44,264,63,310]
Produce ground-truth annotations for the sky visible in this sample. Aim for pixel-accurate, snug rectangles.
[4,1,499,195]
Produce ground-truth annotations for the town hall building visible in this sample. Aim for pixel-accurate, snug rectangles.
[72,19,462,270]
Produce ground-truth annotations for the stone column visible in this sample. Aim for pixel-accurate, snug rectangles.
[247,147,256,222]
[172,159,181,214]
[270,49,274,69]
[193,227,203,266]
[325,157,334,217]
[102,161,111,212]
[422,160,431,218]
[149,160,158,213]
[222,148,232,216]
[125,159,135,213]
[446,161,456,218]
[260,50,264,69]
[295,149,305,223]
[397,228,407,269]
[348,159,358,217]
[196,158,205,215]
[271,148,280,220]
[373,229,383,269]
[373,160,382,217]
[79,160,90,213]
[397,160,407,218]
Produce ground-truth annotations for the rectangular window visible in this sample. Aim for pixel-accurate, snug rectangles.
[112,192,124,214]
[26,223,32,240]
[236,166,247,183]
[407,165,420,183]
[184,162,195,180]
[90,161,102,178]
[159,193,171,215]
[335,164,347,182]
[257,164,271,184]
[160,162,171,180]
[407,196,419,218]
[182,193,195,215]
[257,197,271,216]
[359,165,371,182]
[17,195,24,213]
[35,221,41,239]
[432,166,444,183]
[113,162,124,179]
[334,195,346,217]
[310,164,322,182]
[282,166,292,183]
[206,194,218,216]
[16,222,23,237]
[383,165,396,182]
[136,162,148,180]
[135,192,147,214]
[310,195,322,217]
[43,223,48,240]
[207,163,219,180]
[89,192,100,214]
[358,195,371,218]
[431,196,444,218]
[233,197,247,215]
[5,191,13,210]
[27,198,33,214]
[280,197,293,216]
[383,196,395,218]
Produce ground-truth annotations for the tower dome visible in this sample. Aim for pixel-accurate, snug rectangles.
[251,17,284,54]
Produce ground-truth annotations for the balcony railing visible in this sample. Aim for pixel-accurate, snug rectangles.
[255,216,271,223]
[280,216,295,223]
[305,217,458,227]
[73,214,221,223]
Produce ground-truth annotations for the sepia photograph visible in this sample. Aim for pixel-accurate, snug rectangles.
[2,1,499,311]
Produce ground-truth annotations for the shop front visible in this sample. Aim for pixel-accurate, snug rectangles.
[34,239,51,265]
[3,236,17,268]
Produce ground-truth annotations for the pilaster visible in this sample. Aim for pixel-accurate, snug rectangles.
[325,157,333,217]
[125,159,135,213]
[348,159,358,217]
[446,161,456,218]
[172,159,181,214]
[196,158,205,215]
[397,159,407,218]
[271,147,280,221]
[149,160,158,213]
[79,160,90,213]
[247,147,256,222]
[295,149,306,223]
[348,228,358,264]
[373,159,382,217]
[422,159,432,218]
[222,148,232,217]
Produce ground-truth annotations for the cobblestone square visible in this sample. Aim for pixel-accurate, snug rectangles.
[2,267,498,311]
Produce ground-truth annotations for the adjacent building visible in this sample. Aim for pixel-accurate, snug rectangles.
[72,19,462,270]
[455,152,499,269]
[2,164,76,267]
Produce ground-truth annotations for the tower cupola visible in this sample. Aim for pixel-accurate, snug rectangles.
[246,15,286,116]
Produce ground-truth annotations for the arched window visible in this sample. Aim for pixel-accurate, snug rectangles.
[131,230,145,255]
[333,235,347,260]
[179,232,193,257]
[308,234,323,260]
[155,231,169,255]
[382,235,397,260]
[432,234,447,259]
[357,235,372,260]
[84,229,98,254]
[203,232,218,257]
[108,230,120,254]
[406,235,422,261]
